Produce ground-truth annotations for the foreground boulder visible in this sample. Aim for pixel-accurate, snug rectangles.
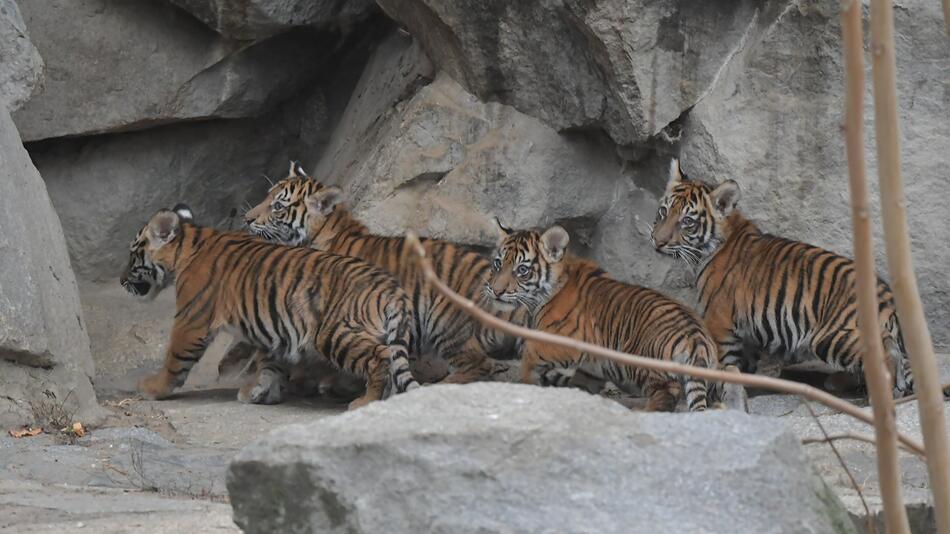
[228,383,855,533]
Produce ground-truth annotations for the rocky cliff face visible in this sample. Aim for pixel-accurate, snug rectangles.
[0,0,100,427]
[5,0,949,401]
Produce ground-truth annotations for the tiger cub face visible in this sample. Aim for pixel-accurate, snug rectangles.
[651,158,741,265]
[244,162,342,246]
[120,205,193,298]
[485,219,569,312]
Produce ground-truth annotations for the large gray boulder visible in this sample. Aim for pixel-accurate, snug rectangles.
[228,383,855,533]
[12,0,346,141]
[0,0,42,112]
[376,0,771,146]
[315,66,625,247]
[0,108,100,427]
[679,0,950,347]
[170,0,377,41]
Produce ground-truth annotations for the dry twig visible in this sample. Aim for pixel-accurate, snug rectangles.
[802,432,922,457]
[804,400,874,534]
[870,0,950,529]
[893,382,950,406]
[404,233,926,457]
[839,1,909,531]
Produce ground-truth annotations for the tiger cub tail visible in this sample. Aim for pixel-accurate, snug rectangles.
[672,352,711,412]
[383,298,420,394]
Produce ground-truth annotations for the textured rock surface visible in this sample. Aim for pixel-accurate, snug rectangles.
[0,0,42,112]
[315,70,627,247]
[13,0,348,141]
[170,0,377,41]
[29,96,330,280]
[229,383,855,534]
[0,109,100,427]
[679,0,950,348]
[327,0,950,348]
[377,0,768,146]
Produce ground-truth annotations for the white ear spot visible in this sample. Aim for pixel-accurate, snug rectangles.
[176,208,193,221]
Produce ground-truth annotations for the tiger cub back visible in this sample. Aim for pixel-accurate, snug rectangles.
[651,158,913,397]
[120,206,418,409]
[485,220,720,412]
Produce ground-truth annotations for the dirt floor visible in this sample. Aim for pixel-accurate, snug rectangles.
[1,282,948,533]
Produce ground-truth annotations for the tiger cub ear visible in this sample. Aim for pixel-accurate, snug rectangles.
[492,217,512,242]
[288,160,308,178]
[148,210,181,244]
[711,180,741,216]
[539,225,569,263]
[668,158,685,186]
[306,186,343,216]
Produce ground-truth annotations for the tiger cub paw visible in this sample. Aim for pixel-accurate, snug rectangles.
[720,365,750,413]
[138,372,175,400]
[347,395,376,410]
[237,371,287,405]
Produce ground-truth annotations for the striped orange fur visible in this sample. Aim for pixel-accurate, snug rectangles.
[486,221,719,412]
[120,206,418,409]
[244,163,524,383]
[651,158,913,397]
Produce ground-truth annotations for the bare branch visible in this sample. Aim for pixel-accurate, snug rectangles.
[804,401,874,534]
[893,382,950,406]
[801,432,923,458]
[404,232,926,457]
[869,0,950,529]
[840,1,910,530]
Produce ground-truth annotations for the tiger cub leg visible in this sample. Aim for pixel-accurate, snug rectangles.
[331,328,415,410]
[440,338,497,385]
[237,351,289,405]
[139,321,211,400]
[347,353,389,410]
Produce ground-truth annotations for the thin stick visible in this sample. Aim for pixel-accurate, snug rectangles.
[404,233,926,457]
[894,382,950,406]
[840,1,910,531]
[869,0,950,530]
[802,432,923,457]
[804,401,874,534]
[943,0,950,40]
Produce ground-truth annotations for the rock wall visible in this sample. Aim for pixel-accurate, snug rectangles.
[6,0,949,396]
[352,0,950,348]
[0,0,99,427]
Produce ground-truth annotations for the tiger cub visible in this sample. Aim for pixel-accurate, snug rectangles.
[120,205,419,409]
[487,221,719,412]
[651,158,913,397]
[244,163,524,384]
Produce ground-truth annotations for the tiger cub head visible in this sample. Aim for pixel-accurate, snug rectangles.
[244,161,343,246]
[485,219,570,312]
[651,158,741,265]
[120,205,193,298]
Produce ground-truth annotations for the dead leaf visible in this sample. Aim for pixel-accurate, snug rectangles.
[8,427,42,438]
[70,422,85,438]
